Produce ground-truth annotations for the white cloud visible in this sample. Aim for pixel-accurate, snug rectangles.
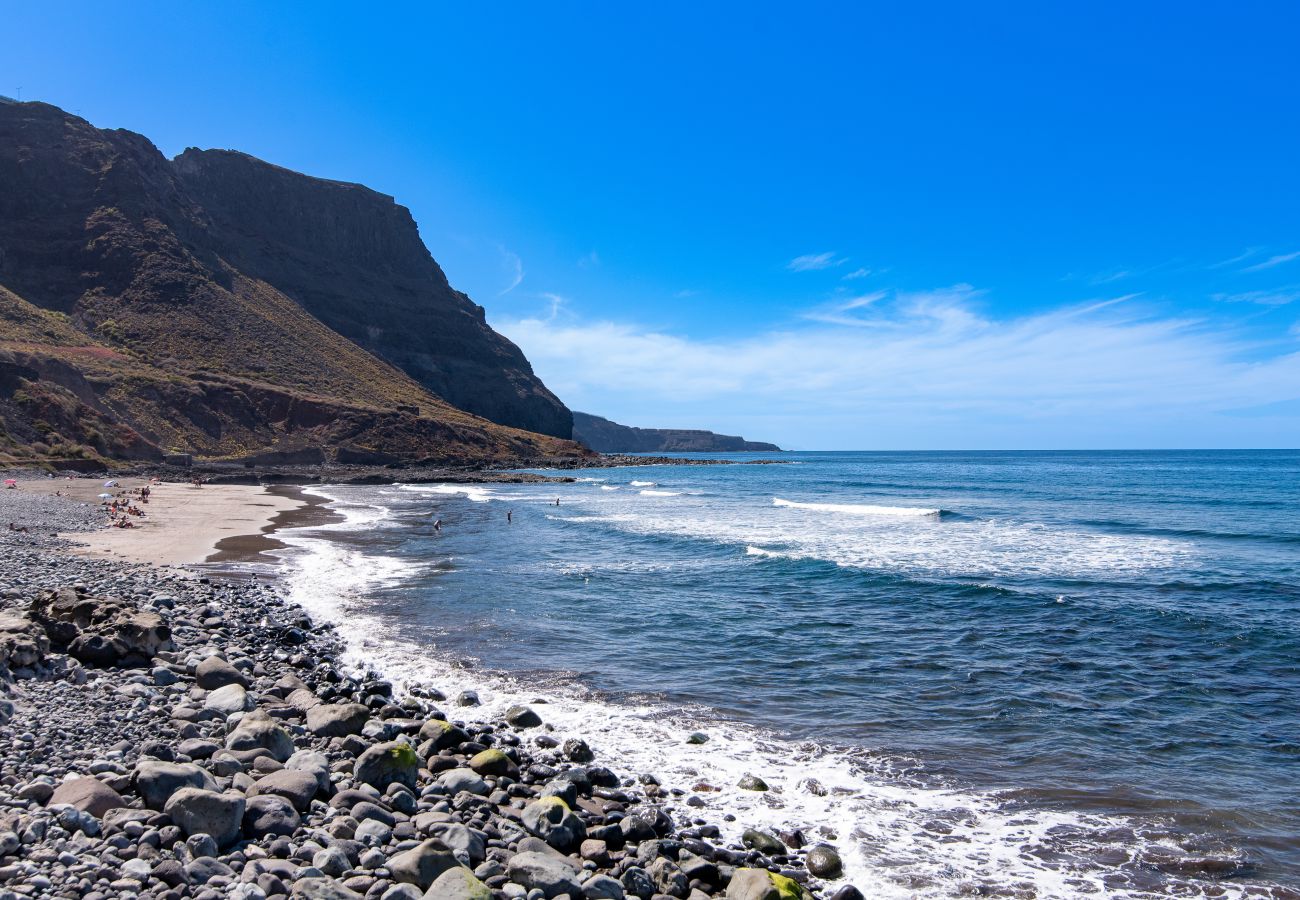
[1242,250,1300,273]
[495,288,1300,448]
[842,267,872,280]
[787,252,845,272]
[578,251,601,268]
[1214,288,1300,306]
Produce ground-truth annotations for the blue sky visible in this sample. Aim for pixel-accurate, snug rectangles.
[4,2,1299,448]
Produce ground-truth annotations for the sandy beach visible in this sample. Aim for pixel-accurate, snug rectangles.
[10,477,304,567]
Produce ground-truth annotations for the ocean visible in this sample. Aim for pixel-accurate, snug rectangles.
[269,450,1300,898]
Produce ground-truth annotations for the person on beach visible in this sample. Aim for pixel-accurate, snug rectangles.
[555,498,561,506]
[507,510,513,524]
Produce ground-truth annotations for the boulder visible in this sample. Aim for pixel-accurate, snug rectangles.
[243,794,300,837]
[30,587,173,668]
[287,687,323,712]
[505,851,583,899]
[225,708,295,762]
[0,613,48,669]
[726,869,809,900]
[520,797,586,852]
[648,858,688,898]
[805,844,843,879]
[582,874,626,900]
[250,768,319,812]
[48,777,126,818]
[737,775,769,792]
[388,838,459,889]
[354,740,420,791]
[438,768,488,796]
[286,748,332,793]
[292,877,364,899]
[134,760,218,810]
[307,702,370,737]
[418,718,468,751]
[205,683,253,715]
[195,655,248,690]
[164,787,245,847]
[422,866,492,900]
[742,830,785,856]
[422,822,485,865]
[504,705,542,728]
[467,748,514,777]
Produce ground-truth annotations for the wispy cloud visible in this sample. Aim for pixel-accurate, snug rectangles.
[538,292,568,321]
[1090,270,1132,285]
[1210,247,1260,269]
[1242,251,1300,273]
[496,287,1300,447]
[787,252,846,272]
[1214,288,1300,306]
[498,247,524,295]
[578,251,601,269]
[842,267,871,280]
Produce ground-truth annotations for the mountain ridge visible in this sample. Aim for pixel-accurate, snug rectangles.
[0,100,584,468]
[572,411,781,453]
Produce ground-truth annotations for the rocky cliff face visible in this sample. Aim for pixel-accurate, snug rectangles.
[171,149,571,439]
[572,412,781,453]
[0,99,582,466]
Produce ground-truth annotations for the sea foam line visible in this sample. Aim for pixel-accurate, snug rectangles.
[773,497,941,517]
[273,487,1253,900]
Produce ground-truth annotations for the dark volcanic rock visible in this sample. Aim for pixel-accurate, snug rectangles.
[572,412,781,453]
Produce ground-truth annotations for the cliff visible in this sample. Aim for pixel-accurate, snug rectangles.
[0,99,584,468]
[572,412,781,453]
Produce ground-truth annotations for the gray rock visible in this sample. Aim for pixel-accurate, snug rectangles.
[438,768,488,797]
[621,866,655,900]
[805,844,843,879]
[243,794,300,837]
[134,760,218,810]
[423,822,486,865]
[648,858,688,898]
[418,718,469,751]
[422,866,492,900]
[225,708,295,762]
[726,869,805,900]
[163,787,245,847]
[520,797,585,852]
[388,838,460,889]
[251,768,319,811]
[741,830,785,856]
[307,702,371,737]
[292,877,365,899]
[0,613,49,668]
[505,705,542,728]
[196,655,248,690]
[286,748,332,793]
[384,886,423,900]
[582,875,626,900]
[314,846,352,877]
[354,740,421,791]
[205,683,253,715]
[736,775,769,792]
[505,851,583,899]
[48,776,126,817]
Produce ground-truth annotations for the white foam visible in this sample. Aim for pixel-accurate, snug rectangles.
[399,484,495,502]
[630,480,657,487]
[640,489,682,497]
[600,485,620,491]
[774,497,941,517]
[272,486,1240,899]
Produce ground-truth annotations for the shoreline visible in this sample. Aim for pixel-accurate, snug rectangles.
[0,478,852,900]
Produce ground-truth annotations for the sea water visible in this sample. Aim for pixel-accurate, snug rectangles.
[272,450,1300,897]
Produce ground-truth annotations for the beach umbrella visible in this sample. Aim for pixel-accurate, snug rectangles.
[3,479,16,487]
[98,492,113,499]
[103,480,118,487]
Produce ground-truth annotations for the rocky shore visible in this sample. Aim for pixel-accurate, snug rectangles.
[0,494,856,900]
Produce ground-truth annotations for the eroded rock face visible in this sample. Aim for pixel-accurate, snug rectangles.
[0,612,48,669]
[29,587,173,667]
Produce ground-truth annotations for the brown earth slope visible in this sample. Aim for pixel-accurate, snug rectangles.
[0,99,584,468]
